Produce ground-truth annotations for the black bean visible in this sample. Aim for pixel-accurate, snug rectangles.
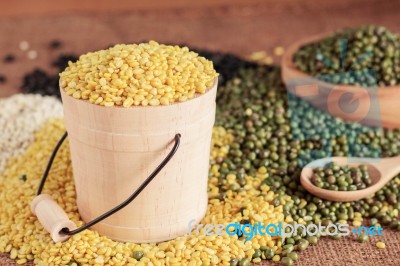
[4,54,15,63]
[50,39,63,49]
[0,74,6,84]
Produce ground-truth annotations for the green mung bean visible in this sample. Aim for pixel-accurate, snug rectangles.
[238,258,250,266]
[287,252,298,261]
[281,257,294,266]
[133,251,144,260]
[230,258,239,266]
[307,236,318,245]
[358,233,368,243]
[264,249,275,260]
[252,249,262,259]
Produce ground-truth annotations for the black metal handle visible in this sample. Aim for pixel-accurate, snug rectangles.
[36,131,181,236]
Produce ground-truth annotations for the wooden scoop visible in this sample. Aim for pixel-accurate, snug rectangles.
[300,156,400,202]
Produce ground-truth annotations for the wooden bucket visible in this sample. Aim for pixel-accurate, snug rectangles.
[55,79,218,243]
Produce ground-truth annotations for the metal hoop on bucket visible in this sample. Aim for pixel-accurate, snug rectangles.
[34,131,181,240]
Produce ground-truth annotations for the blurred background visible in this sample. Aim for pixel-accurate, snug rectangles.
[0,0,399,97]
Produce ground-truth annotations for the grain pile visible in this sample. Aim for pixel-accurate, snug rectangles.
[0,94,63,173]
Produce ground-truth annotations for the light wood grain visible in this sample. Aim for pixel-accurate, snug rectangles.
[31,194,77,242]
[59,79,218,243]
[281,33,400,129]
[0,0,266,17]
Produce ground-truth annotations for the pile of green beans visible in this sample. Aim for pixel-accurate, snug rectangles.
[215,65,400,265]
[293,25,400,87]
[311,163,372,191]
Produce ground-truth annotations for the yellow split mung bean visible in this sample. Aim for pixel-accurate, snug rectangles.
[60,41,218,107]
[376,242,386,249]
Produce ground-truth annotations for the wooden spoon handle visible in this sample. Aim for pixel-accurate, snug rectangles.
[31,194,76,242]
[376,155,400,184]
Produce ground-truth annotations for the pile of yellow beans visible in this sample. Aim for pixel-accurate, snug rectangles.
[0,119,284,265]
[60,41,218,107]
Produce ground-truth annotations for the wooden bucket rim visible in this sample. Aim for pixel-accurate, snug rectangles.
[59,77,219,110]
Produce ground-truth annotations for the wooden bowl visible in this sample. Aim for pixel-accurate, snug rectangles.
[281,33,400,129]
